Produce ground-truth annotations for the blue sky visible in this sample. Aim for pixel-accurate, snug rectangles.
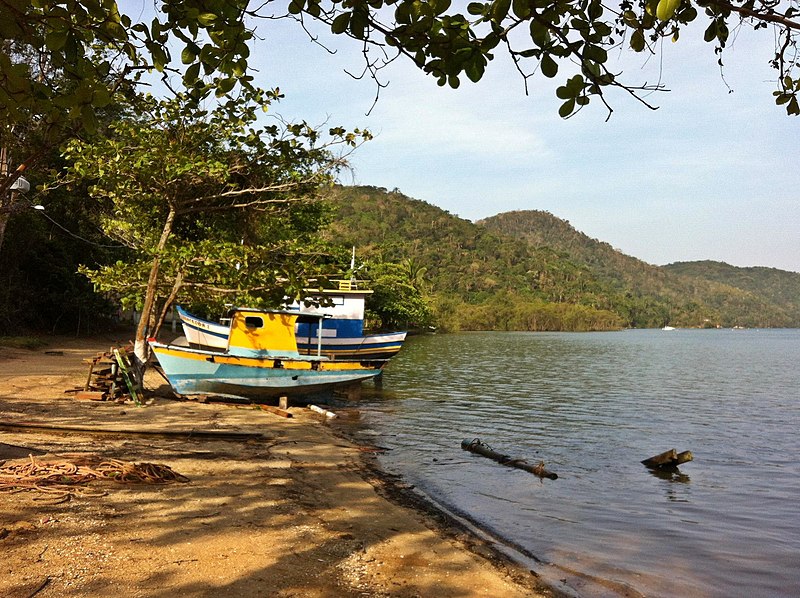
[249,15,800,273]
[125,1,800,272]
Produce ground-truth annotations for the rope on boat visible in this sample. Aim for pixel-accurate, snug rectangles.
[0,454,189,501]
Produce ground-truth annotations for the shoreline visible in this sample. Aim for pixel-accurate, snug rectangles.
[0,335,559,597]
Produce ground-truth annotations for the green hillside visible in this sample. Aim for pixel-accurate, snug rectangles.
[323,186,799,330]
[663,261,800,320]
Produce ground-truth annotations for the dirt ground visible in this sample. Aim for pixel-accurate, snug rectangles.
[0,335,558,598]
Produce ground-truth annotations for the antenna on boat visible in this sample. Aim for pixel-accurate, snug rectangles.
[350,246,356,288]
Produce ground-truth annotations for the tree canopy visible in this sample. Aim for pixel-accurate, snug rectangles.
[1,0,796,232]
[1,0,797,168]
[301,0,800,117]
[59,90,370,362]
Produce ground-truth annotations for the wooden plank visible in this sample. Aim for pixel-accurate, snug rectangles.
[75,391,106,401]
[258,405,293,418]
[83,361,94,391]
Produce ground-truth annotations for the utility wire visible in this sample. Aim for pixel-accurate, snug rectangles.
[33,208,127,249]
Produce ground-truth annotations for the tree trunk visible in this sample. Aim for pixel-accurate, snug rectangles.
[154,271,184,339]
[133,207,177,370]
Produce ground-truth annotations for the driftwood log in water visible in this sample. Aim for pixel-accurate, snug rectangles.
[460,438,558,479]
[642,448,693,469]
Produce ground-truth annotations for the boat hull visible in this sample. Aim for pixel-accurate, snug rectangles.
[295,331,407,360]
[177,307,228,350]
[177,306,406,359]
[151,343,385,401]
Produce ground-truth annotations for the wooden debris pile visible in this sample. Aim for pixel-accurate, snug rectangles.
[67,346,140,404]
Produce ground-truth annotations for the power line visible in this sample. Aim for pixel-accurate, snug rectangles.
[33,207,127,249]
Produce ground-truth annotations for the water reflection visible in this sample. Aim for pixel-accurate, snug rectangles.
[346,329,800,598]
[648,465,691,484]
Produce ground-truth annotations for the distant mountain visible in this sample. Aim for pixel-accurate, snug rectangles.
[663,261,800,319]
[324,186,799,330]
[479,210,799,328]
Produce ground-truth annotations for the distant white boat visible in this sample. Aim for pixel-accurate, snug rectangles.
[662,325,676,331]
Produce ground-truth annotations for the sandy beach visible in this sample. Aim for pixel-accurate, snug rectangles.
[0,335,558,597]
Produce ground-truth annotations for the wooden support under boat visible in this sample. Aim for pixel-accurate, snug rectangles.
[460,438,558,479]
[642,448,694,469]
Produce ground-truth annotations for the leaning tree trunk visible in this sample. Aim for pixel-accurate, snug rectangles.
[133,207,177,379]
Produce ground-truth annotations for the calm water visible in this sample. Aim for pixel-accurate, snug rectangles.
[335,329,800,597]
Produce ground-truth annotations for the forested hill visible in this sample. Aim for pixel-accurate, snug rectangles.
[663,261,800,316]
[477,210,669,291]
[324,186,800,330]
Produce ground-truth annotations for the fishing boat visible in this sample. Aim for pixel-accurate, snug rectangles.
[150,307,387,401]
[176,281,407,360]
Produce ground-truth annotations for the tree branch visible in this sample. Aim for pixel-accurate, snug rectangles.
[700,0,800,31]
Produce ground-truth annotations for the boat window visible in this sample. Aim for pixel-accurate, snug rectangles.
[244,316,263,329]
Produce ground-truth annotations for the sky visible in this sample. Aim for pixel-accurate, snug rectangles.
[126,2,800,273]
[244,14,800,273]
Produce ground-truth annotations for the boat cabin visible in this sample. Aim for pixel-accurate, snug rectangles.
[286,280,373,339]
[227,308,327,358]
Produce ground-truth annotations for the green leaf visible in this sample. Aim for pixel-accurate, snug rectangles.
[197,12,218,25]
[529,19,549,48]
[787,96,799,115]
[80,104,98,135]
[512,0,530,19]
[181,45,197,65]
[491,0,511,22]
[680,6,697,21]
[703,22,716,42]
[151,45,167,72]
[45,30,69,51]
[467,2,486,16]
[288,0,303,15]
[331,12,351,34]
[558,98,575,118]
[630,29,645,52]
[436,0,453,14]
[656,0,680,21]
[622,10,638,27]
[588,0,603,20]
[541,54,558,78]
[584,44,607,64]
[465,56,485,82]
[184,62,201,84]
[349,10,367,38]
